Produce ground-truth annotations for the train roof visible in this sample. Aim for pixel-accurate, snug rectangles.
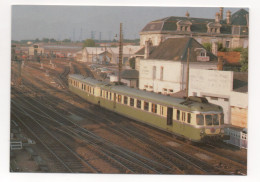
[69,74,222,113]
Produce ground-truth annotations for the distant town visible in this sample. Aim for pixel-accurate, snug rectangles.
[11,7,248,175]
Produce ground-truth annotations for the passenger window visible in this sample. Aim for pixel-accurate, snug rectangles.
[196,114,204,125]
[144,102,149,111]
[118,95,122,103]
[213,114,219,125]
[137,100,141,109]
[106,92,108,99]
[205,115,213,126]
[182,112,186,122]
[100,90,102,97]
[124,96,128,104]
[130,98,134,106]
[187,113,191,123]
[152,104,157,113]
[177,110,180,120]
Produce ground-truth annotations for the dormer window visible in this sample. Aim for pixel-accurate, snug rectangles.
[177,20,192,32]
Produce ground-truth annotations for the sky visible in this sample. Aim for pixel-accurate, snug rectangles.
[11,6,245,41]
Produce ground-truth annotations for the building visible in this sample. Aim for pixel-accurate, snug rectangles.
[188,69,248,127]
[138,37,219,94]
[28,44,44,56]
[110,69,139,88]
[79,45,140,65]
[218,51,241,71]
[139,8,248,49]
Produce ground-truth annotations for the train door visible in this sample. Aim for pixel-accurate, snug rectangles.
[167,107,173,125]
[113,93,116,109]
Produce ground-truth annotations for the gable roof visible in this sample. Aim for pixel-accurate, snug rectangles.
[147,37,217,62]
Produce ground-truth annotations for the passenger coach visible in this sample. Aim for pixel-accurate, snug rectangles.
[68,74,229,142]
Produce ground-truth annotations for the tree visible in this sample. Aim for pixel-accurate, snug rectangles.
[82,39,96,48]
[240,48,248,72]
[202,42,212,52]
[129,57,135,69]
[62,39,71,43]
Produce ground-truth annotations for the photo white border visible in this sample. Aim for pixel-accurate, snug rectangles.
[1,1,259,182]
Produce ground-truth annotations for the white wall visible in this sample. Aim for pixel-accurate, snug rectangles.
[188,68,248,125]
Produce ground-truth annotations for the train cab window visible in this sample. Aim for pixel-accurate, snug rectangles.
[130,98,134,106]
[152,104,157,113]
[177,110,180,120]
[213,114,219,125]
[144,102,149,111]
[196,114,204,125]
[187,113,191,123]
[137,100,141,109]
[118,95,122,103]
[205,115,213,126]
[124,96,128,104]
[220,113,224,125]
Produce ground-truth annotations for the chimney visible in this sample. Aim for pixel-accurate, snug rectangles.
[217,57,223,70]
[185,11,190,18]
[144,39,151,59]
[215,12,220,23]
[219,7,224,20]
[212,42,218,56]
[226,10,231,24]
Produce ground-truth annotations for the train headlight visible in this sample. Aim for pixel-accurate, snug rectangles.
[200,130,204,136]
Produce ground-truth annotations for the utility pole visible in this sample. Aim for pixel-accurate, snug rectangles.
[186,48,190,99]
[118,23,123,84]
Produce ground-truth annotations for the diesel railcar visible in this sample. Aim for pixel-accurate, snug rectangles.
[68,74,229,142]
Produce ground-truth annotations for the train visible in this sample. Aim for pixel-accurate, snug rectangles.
[68,74,229,142]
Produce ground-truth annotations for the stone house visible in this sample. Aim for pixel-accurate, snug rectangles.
[139,8,248,49]
[138,37,219,94]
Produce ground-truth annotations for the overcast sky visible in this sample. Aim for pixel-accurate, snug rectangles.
[11,6,246,41]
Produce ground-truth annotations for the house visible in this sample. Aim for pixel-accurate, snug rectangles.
[139,8,248,49]
[79,45,140,65]
[110,69,139,88]
[138,37,219,94]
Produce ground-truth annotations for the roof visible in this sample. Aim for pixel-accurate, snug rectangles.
[148,37,218,62]
[121,69,139,79]
[141,9,248,35]
[134,46,157,55]
[218,51,241,65]
[233,72,248,93]
[69,74,107,86]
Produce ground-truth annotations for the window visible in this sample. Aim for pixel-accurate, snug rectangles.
[124,96,128,104]
[110,92,112,100]
[93,88,95,95]
[205,115,213,126]
[169,89,173,93]
[160,67,164,81]
[213,114,219,125]
[200,52,206,57]
[130,98,134,106]
[177,110,180,120]
[84,85,86,91]
[211,97,218,101]
[182,112,186,122]
[137,100,141,109]
[152,104,157,113]
[187,113,191,123]
[225,41,230,48]
[196,114,204,125]
[224,98,229,101]
[153,66,156,79]
[118,95,122,103]
[144,102,149,111]
[82,84,84,90]
[160,106,164,116]
[106,92,108,99]
[100,90,102,97]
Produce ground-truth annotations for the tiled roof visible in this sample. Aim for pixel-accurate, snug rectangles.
[148,37,217,62]
[218,52,241,65]
[121,69,139,79]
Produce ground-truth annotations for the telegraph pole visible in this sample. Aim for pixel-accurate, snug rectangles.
[186,48,190,98]
[118,23,123,84]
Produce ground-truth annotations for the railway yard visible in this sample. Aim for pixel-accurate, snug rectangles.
[10,59,247,175]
